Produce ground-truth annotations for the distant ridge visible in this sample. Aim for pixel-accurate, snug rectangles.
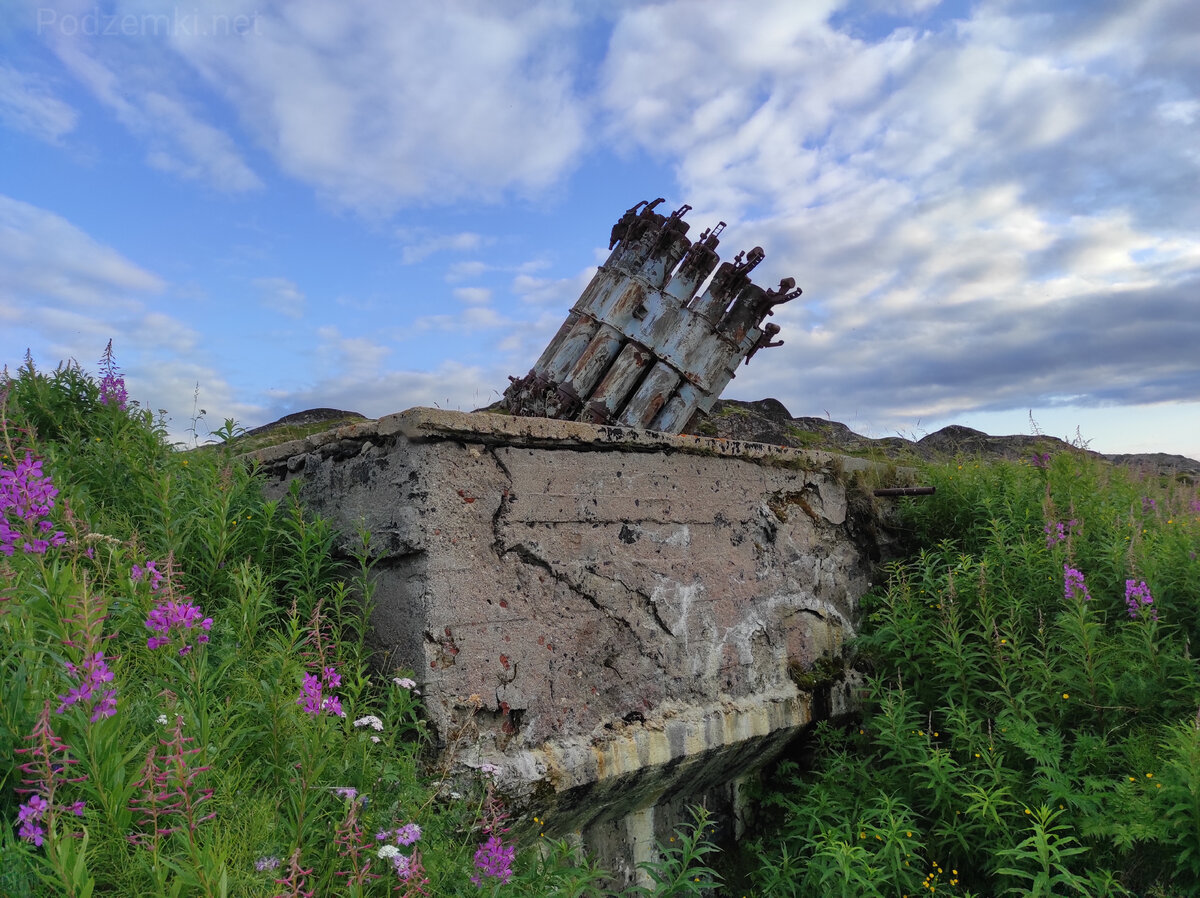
[247,401,1199,481]
[695,398,1200,481]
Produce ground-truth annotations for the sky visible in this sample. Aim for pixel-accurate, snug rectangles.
[1,0,1198,459]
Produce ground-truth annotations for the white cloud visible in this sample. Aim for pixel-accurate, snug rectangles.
[398,231,489,265]
[253,276,306,319]
[168,0,588,211]
[453,287,492,305]
[597,0,1200,442]
[0,64,78,143]
[50,39,261,192]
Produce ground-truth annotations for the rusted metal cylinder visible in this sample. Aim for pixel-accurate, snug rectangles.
[608,209,669,274]
[689,262,748,323]
[719,283,769,344]
[651,380,703,433]
[591,275,647,328]
[638,224,692,289]
[663,244,720,304]
[616,361,682,429]
[528,311,580,375]
[561,323,627,401]
[505,199,802,431]
[541,315,601,385]
[583,342,652,424]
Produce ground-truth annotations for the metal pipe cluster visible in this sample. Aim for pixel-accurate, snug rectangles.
[502,199,801,433]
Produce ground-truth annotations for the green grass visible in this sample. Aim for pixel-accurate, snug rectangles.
[748,450,1200,897]
[0,351,726,897]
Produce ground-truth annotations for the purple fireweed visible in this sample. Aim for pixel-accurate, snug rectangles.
[58,588,119,721]
[1030,452,1051,469]
[56,651,117,722]
[16,794,49,846]
[333,793,379,887]
[298,666,345,718]
[394,849,431,897]
[470,835,516,886]
[131,560,166,591]
[274,848,316,898]
[1125,579,1157,620]
[1044,519,1077,548]
[145,597,212,655]
[128,717,214,850]
[1064,565,1092,602]
[0,452,67,556]
[98,340,128,411]
[14,702,88,849]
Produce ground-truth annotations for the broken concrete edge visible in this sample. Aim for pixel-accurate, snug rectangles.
[457,683,860,838]
[244,406,897,478]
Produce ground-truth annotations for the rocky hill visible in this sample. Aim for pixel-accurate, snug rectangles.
[242,400,1199,483]
[694,398,1200,482]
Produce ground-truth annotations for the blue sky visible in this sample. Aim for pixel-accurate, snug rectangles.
[2,0,1198,460]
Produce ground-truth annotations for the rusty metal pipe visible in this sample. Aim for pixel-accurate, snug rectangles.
[616,361,681,429]
[584,342,652,423]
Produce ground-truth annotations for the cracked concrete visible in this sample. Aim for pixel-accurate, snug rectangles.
[252,407,899,882]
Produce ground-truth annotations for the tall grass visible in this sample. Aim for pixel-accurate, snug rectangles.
[2,350,727,897]
[750,452,1200,896]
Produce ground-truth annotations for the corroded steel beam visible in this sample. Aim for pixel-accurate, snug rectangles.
[503,199,801,433]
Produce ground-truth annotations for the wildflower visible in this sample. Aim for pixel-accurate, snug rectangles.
[130,560,166,591]
[354,715,384,731]
[378,844,401,859]
[274,848,316,898]
[156,714,169,726]
[395,822,422,845]
[0,452,67,556]
[14,703,89,850]
[1063,565,1091,602]
[145,597,212,654]
[127,717,214,849]
[394,676,421,694]
[56,651,118,722]
[298,667,345,718]
[255,856,281,872]
[478,763,501,776]
[98,340,128,411]
[1125,579,1156,620]
[1030,452,1051,468]
[471,835,516,886]
[332,786,357,801]
[17,794,49,846]
[1043,519,1076,548]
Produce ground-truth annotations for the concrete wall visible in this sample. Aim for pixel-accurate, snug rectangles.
[252,408,897,884]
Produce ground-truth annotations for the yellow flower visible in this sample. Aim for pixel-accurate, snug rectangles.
[1146,772,1154,778]
[1062,693,1069,699]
